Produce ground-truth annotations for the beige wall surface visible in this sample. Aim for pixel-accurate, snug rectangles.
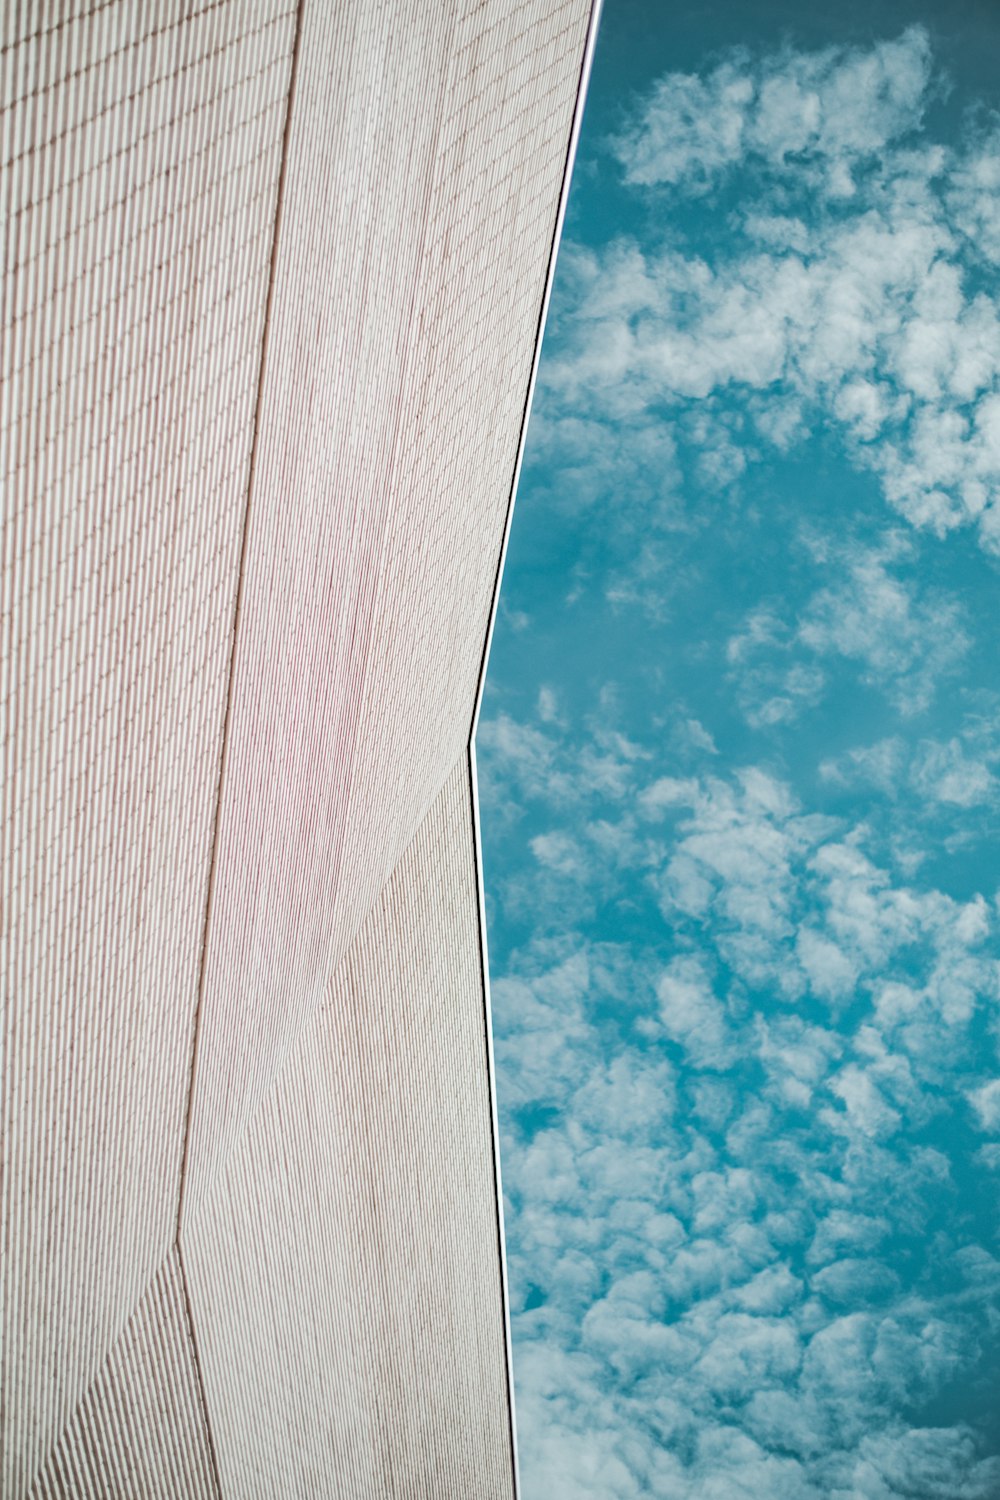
[28,1249,219,1500]
[181,0,592,1229]
[1,5,298,1489]
[186,761,514,1499]
[1,0,595,1494]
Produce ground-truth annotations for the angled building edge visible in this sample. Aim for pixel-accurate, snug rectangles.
[182,757,513,1498]
[1,0,600,1493]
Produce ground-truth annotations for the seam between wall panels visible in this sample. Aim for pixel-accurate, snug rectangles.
[175,1241,224,1500]
[171,0,308,1463]
[468,0,605,746]
[23,1247,220,1498]
[316,0,464,979]
[174,0,306,1240]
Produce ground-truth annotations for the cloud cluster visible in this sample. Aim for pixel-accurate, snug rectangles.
[822,727,1000,816]
[480,23,1000,1499]
[535,25,1000,558]
[612,28,932,196]
[480,696,1000,1499]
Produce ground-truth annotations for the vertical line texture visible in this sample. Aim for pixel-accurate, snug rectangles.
[174,0,307,1241]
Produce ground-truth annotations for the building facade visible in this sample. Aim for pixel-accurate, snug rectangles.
[1,2,597,1493]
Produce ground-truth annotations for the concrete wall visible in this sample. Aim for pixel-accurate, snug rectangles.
[1,1,594,1492]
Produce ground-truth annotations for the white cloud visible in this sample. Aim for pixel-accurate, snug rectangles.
[756,1015,842,1108]
[476,712,571,806]
[810,839,928,971]
[725,536,969,725]
[478,701,654,839]
[948,127,1000,264]
[797,537,969,714]
[638,758,997,1041]
[967,1077,1000,1132]
[540,34,1000,561]
[574,1053,676,1137]
[911,737,995,806]
[811,1256,900,1307]
[640,775,703,814]
[537,685,560,723]
[848,1425,1000,1499]
[657,956,734,1070]
[827,1064,902,1138]
[694,1311,802,1397]
[612,29,932,195]
[796,929,859,1002]
[806,1209,891,1267]
[531,829,587,877]
[685,717,718,755]
[491,949,596,1111]
[523,399,684,543]
[821,726,1000,814]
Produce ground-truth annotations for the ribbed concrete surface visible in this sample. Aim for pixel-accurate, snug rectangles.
[184,760,513,1499]
[1,4,296,1490]
[28,1249,219,1500]
[182,0,592,1226]
[1,0,595,1492]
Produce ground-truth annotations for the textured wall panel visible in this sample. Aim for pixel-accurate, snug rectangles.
[339,0,594,926]
[184,758,515,1499]
[182,0,593,1228]
[0,4,297,1490]
[28,1248,219,1500]
[178,0,456,1230]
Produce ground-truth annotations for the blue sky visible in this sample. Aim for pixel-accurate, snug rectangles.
[478,6,1000,1496]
